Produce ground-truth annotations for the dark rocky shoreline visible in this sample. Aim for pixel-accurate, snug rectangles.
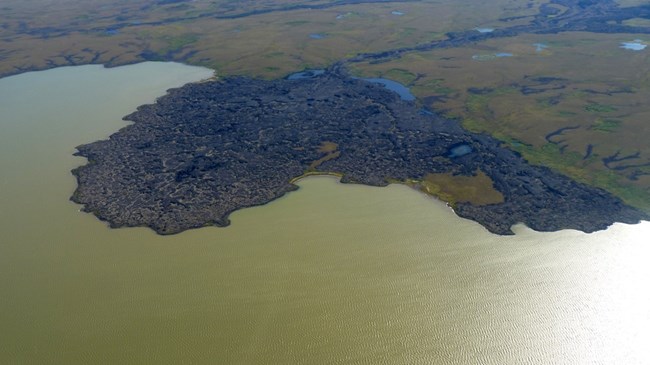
[71,68,647,235]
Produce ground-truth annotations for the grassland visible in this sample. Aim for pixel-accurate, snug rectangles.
[621,18,650,27]
[0,0,549,78]
[310,142,341,170]
[407,171,505,207]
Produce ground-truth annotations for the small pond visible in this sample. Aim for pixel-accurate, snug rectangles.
[620,40,647,51]
[472,52,513,61]
[361,78,415,101]
[287,71,416,101]
[534,43,548,52]
[448,143,473,158]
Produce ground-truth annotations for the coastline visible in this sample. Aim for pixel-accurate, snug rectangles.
[70,69,648,236]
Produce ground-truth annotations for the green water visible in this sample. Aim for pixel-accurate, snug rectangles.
[1,63,649,364]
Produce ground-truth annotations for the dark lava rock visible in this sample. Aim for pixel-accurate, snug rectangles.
[71,69,647,235]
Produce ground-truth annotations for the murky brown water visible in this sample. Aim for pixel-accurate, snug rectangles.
[1,63,648,364]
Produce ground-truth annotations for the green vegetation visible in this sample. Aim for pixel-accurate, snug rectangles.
[622,18,650,27]
[161,33,199,54]
[413,170,505,207]
[590,118,621,132]
[284,20,310,26]
[585,102,617,113]
[412,78,456,96]
[382,68,417,85]
[508,141,650,212]
[557,111,577,117]
[512,142,587,174]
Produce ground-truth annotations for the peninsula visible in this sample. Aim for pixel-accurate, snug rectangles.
[71,68,647,235]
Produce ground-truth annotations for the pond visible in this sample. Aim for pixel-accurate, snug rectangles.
[475,27,495,33]
[447,143,473,158]
[472,52,513,60]
[620,40,647,51]
[361,77,416,101]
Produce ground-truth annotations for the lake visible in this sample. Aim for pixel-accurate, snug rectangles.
[1,62,649,364]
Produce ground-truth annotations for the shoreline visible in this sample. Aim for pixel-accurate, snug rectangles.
[70,69,648,236]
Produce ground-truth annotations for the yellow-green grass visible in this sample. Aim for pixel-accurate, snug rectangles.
[621,18,650,27]
[310,142,341,170]
[411,170,505,207]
